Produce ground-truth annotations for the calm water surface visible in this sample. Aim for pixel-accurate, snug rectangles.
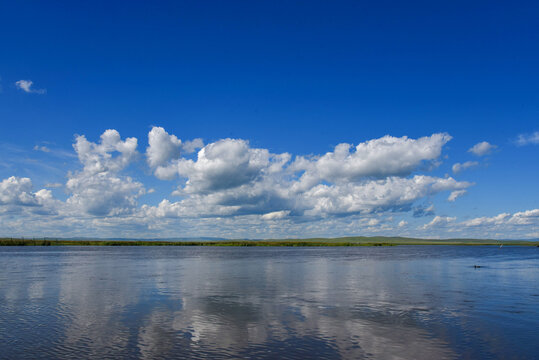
[0,246,538,359]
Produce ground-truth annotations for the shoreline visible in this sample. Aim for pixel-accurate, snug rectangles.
[1,238,538,247]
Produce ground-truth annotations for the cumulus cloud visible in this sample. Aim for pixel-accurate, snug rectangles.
[302,176,470,217]
[146,178,291,219]
[146,127,182,168]
[140,131,467,220]
[142,174,470,221]
[0,177,61,216]
[158,139,290,194]
[0,177,40,206]
[291,133,451,190]
[146,127,205,176]
[67,129,144,216]
[452,161,478,174]
[15,80,46,94]
[515,132,539,146]
[3,128,509,238]
[74,129,138,174]
[468,141,496,156]
[181,138,204,154]
[66,173,144,216]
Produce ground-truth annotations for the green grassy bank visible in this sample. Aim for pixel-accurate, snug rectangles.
[1,237,538,247]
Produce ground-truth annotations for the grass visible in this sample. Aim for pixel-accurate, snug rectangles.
[0,237,538,247]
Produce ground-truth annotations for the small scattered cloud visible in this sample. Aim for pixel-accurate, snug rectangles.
[413,204,435,217]
[421,216,456,230]
[460,209,539,227]
[34,145,51,153]
[15,80,46,94]
[461,213,510,227]
[398,220,407,228]
[515,132,539,146]
[448,189,467,202]
[452,161,478,174]
[261,210,290,220]
[468,141,496,156]
[30,143,78,159]
[44,183,63,188]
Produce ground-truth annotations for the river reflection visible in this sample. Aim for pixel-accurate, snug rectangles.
[0,246,538,359]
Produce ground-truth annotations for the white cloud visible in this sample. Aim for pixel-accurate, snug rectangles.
[33,189,61,215]
[159,139,289,193]
[142,174,470,221]
[67,129,144,216]
[448,189,467,202]
[140,131,467,220]
[66,173,144,216]
[461,213,510,227]
[439,209,539,238]
[303,176,470,217]
[421,216,456,230]
[261,210,290,220]
[515,132,539,146]
[146,127,205,175]
[291,133,451,191]
[34,145,51,153]
[144,132,457,219]
[181,138,204,154]
[413,204,435,217]
[74,129,138,174]
[468,141,496,156]
[149,178,291,219]
[11,128,536,239]
[0,177,40,206]
[460,210,539,227]
[15,80,46,94]
[146,126,182,168]
[452,161,478,174]
[508,209,539,225]
[0,177,61,216]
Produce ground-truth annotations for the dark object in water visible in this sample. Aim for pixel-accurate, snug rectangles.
[474,265,482,268]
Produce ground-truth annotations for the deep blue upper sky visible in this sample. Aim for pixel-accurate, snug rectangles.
[0,1,538,238]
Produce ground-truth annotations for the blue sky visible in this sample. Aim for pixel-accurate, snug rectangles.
[0,1,538,239]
